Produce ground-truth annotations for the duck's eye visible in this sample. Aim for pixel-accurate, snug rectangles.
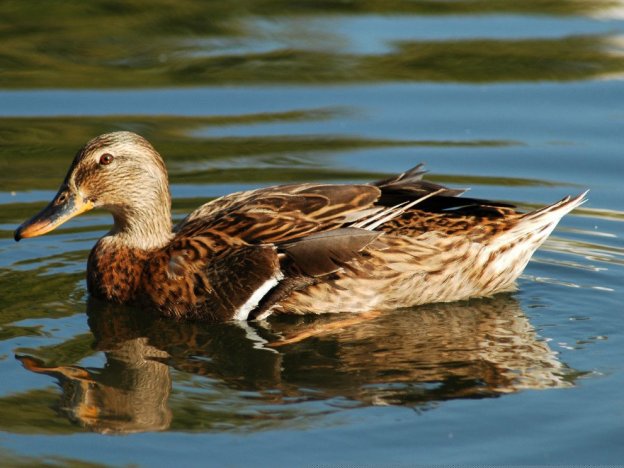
[99,153,114,165]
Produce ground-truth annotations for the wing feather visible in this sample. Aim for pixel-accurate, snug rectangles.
[279,227,381,277]
[175,184,381,244]
[174,164,518,249]
[373,164,515,214]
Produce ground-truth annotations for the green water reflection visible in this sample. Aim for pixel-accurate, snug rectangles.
[2,1,624,88]
[0,115,518,193]
[0,268,83,325]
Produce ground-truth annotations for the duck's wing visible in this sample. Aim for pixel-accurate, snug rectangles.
[174,183,382,244]
[223,228,384,320]
[162,183,394,320]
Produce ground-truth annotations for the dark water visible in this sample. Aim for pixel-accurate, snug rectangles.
[1,2,623,466]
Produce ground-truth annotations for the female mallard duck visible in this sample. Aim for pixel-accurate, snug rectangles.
[15,131,586,321]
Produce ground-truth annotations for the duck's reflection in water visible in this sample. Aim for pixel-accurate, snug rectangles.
[18,295,573,433]
[18,336,172,434]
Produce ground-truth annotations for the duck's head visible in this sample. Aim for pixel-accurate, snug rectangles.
[15,131,173,248]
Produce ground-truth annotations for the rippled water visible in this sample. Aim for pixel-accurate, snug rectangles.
[1,2,623,465]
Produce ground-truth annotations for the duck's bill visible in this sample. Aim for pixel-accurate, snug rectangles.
[14,187,94,241]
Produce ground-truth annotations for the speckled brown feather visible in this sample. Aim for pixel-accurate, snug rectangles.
[87,238,152,304]
[139,236,281,320]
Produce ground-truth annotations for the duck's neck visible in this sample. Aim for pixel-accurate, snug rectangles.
[109,198,174,251]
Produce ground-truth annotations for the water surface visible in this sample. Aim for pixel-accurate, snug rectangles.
[0,2,623,466]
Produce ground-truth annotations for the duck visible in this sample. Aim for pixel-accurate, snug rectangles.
[14,131,586,321]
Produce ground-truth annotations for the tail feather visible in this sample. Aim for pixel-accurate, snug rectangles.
[491,191,588,249]
[521,190,589,222]
[477,191,588,290]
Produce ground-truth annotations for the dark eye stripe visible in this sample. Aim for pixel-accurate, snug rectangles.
[99,153,114,165]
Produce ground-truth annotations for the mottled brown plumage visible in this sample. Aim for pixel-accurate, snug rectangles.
[15,131,587,321]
